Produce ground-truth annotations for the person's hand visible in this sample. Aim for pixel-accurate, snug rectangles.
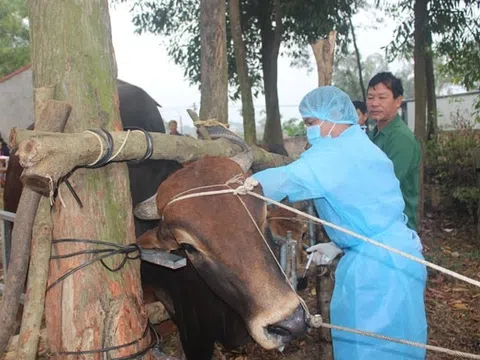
[306,242,343,265]
[234,176,259,195]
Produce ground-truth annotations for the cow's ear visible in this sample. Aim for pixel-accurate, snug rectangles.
[137,226,179,251]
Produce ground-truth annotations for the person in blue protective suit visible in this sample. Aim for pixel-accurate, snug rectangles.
[251,86,427,360]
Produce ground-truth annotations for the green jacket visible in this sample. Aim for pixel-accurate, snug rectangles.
[370,115,421,231]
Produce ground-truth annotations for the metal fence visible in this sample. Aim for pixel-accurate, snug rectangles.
[0,210,15,299]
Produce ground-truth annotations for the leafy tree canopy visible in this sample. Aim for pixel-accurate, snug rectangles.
[0,0,30,77]
[115,0,362,99]
[333,51,462,100]
[382,0,480,90]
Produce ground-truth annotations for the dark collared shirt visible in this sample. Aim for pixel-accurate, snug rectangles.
[370,115,421,230]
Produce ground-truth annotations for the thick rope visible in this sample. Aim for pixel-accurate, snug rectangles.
[162,176,312,316]
[160,176,480,359]
[84,129,140,165]
[166,186,480,289]
[320,323,480,360]
[249,191,480,289]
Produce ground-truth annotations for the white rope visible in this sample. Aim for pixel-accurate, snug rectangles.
[84,130,105,167]
[108,129,131,161]
[319,323,480,360]
[165,187,480,289]
[84,129,138,166]
[162,176,312,315]
[161,178,480,359]
[249,191,480,289]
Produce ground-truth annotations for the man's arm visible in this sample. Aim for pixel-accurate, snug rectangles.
[252,158,324,203]
[384,133,419,183]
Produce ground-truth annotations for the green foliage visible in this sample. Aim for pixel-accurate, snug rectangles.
[382,0,480,90]
[333,52,388,100]
[425,114,479,216]
[282,118,305,137]
[452,186,480,218]
[114,0,360,97]
[439,41,480,91]
[0,0,30,77]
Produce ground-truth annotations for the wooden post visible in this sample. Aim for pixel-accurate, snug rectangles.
[28,1,150,358]
[0,98,70,357]
[310,30,337,360]
[17,100,72,360]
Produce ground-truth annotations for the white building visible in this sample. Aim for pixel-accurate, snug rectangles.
[401,90,480,131]
[0,65,34,141]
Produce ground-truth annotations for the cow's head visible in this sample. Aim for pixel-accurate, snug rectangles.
[135,156,308,350]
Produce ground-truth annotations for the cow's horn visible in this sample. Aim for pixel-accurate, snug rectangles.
[134,193,161,220]
[230,150,253,173]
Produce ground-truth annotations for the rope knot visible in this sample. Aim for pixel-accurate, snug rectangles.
[233,176,259,195]
[307,314,323,329]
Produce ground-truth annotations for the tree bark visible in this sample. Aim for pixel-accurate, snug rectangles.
[414,0,428,141]
[200,0,229,124]
[310,31,337,87]
[28,1,151,358]
[414,0,429,230]
[228,0,257,145]
[11,129,292,195]
[425,29,437,141]
[258,0,286,153]
[0,98,70,358]
[310,30,337,360]
[349,17,366,102]
[18,197,52,360]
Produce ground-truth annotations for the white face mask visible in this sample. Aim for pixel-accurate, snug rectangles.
[306,121,336,145]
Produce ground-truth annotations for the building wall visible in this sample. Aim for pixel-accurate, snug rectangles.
[0,68,34,141]
[403,91,480,131]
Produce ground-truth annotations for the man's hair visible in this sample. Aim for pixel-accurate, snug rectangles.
[368,72,404,99]
[352,100,367,114]
[168,120,178,126]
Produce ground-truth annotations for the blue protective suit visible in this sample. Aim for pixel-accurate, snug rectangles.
[253,87,427,360]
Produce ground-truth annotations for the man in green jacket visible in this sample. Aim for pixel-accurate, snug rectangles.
[367,72,421,231]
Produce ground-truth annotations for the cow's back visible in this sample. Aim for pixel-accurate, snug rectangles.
[116,80,182,237]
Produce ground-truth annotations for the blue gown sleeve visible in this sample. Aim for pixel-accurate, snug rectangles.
[252,158,324,203]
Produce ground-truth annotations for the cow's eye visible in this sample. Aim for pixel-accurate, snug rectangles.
[180,243,197,254]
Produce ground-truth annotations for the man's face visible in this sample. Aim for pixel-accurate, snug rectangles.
[169,123,177,133]
[367,83,403,122]
[356,109,368,126]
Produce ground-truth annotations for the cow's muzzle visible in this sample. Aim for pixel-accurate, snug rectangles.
[266,305,307,344]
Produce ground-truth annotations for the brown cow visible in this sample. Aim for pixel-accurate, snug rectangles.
[135,155,308,352]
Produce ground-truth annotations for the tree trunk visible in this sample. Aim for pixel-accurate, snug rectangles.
[228,0,256,144]
[414,0,428,141]
[310,30,337,360]
[310,31,337,87]
[11,128,292,195]
[29,1,151,358]
[200,0,229,124]
[258,0,285,153]
[349,17,366,102]
[425,29,437,141]
[414,0,429,230]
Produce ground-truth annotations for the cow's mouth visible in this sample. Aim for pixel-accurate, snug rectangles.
[263,305,307,347]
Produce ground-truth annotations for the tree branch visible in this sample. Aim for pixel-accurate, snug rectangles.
[10,129,292,195]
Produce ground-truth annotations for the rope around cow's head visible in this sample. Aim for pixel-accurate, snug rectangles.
[159,174,480,359]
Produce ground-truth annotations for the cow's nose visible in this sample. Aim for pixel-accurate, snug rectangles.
[266,305,307,342]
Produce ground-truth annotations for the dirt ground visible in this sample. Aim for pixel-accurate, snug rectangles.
[1,189,479,359]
